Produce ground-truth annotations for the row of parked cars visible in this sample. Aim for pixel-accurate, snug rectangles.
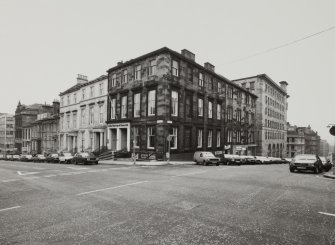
[193,151,291,166]
[0,152,99,165]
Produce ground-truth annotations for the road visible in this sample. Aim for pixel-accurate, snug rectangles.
[0,160,334,245]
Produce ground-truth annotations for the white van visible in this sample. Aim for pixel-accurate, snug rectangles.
[193,151,220,166]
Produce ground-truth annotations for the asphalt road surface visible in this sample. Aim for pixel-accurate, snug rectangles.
[0,160,334,245]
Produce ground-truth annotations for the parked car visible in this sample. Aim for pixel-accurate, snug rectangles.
[284,158,292,164]
[223,154,245,165]
[239,155,261,165]
[72,152,99,165]
[254,156,272,164]
[20,154,33,162]
[58,152,73,164]
[46,153,59,163]
[193,151,220,166]
[289,154,323,174]
[6,155,13,161]
[32,154,46,163]
[320,157,332,172]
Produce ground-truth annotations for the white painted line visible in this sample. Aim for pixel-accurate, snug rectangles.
[77,180,149,196]
[2,179,19,183]
[319,212,335,217]
[23,176,40,180]
[67,167,89,170]
[17,171,39,176]
[59,172,76,176]
[44,175,57,178]
[171,171,207,178]
[0,206,21,212]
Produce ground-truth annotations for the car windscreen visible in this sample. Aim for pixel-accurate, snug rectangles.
[203,153,215,157]
[294,155,316,161]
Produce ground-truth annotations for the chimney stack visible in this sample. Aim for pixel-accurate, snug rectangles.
[53,100,60,115]
[279,81,288,92]
[77,74,88,84]
[204,62,215,72]
[181,49,195,61]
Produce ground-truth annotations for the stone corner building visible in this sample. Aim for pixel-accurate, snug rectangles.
[106,47,257,160]
[14,102,55,154]
[233,74,288,157]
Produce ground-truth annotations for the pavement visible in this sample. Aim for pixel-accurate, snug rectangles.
[100,158,194,166]
[323,168,335,179]
[1,160,335,244]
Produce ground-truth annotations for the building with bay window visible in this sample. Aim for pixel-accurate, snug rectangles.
[106,47,257,159]
[59,74,108,153]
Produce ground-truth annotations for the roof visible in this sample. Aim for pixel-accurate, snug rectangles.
[232,74,288,96]
[106,47,257,98]
[59,75,107,96]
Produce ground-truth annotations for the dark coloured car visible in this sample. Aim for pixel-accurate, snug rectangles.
[320,157,332,172]
[73,152,99,165]
[46,153,59,163]
[289,154,323,174]
[218,154,244,165]
[32,154,46,163]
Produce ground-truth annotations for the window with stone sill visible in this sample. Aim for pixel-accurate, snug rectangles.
[135,65,142,80]
[147,126,155,149]
[148,90,156,116]
[208,101,213,119]
[133,93,141,118]
[197,129,203,148]
[149,60,157,76]
[172,60,179,77]
[208,130,213,148]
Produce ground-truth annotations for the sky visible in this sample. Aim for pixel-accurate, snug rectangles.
[0,0,334,143]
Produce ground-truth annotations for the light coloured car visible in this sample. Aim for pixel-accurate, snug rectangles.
[59,152,73,164]
[289,154,323,174]
[193,151,220,166]
[255,156,272,164]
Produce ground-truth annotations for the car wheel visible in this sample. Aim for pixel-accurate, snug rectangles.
[74,160,77,165]
[314,167,319,174]
[203,160,207,166]
[289,167,294,173]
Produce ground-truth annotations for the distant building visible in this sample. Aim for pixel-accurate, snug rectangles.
[297,125,320,155]
[31,101,60,154]
[0,113,15,154]
[59,74,108,153]
[319,139,329,157]
[14,102,55,153]
[286,122,305,158]
[106,47,257,159]
[232,74,289,157]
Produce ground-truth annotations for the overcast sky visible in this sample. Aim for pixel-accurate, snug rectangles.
[0,0,334,143]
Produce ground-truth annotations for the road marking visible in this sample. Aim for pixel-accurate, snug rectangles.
[2,179,19,182]
[17,171,39,176]
[171,171,207,178]
[77,180,149,196]
[0,206,21,212]
[44,175,57,177]
[319,212,335,217]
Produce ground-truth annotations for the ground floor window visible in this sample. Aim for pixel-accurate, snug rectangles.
[147,126,155,149]
[208,130,212,147]
[197,129,203,148]
[170,127,177,150]
[217,130,221,147]
[133,127,140,148]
